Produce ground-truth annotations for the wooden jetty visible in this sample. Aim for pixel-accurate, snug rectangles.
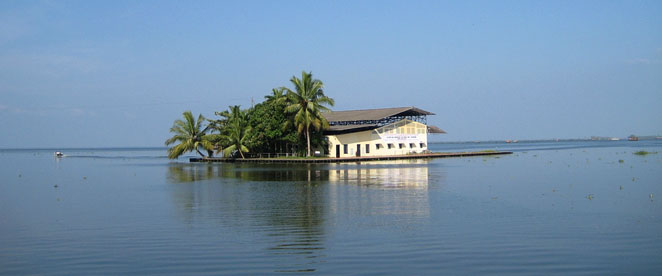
[190,151,512,163]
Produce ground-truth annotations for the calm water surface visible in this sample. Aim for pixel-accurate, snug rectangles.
[1,141,661,275]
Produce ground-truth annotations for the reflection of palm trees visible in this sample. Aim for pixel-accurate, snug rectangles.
[166,163,326,272]
[167,163,333,183]
[264,182,325,273]
[167,164,215,183]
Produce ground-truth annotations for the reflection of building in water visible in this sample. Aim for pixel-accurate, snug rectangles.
[326,160,435,222]
[328,159,430,188]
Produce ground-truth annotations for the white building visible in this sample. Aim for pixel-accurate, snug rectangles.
[323,107,445,158]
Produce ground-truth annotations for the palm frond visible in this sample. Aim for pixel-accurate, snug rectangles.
[223,145,237,156]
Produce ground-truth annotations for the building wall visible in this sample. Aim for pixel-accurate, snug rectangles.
[325,119,429,158]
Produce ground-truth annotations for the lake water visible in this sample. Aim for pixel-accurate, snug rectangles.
[1,140,661,275]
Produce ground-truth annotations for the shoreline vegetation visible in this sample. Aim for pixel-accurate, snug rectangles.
[189,151,514,163]
[165,71,334,159]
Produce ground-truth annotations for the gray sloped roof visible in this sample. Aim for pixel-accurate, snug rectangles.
[326,124,379,134]
[323,107,434,122]
[427,125,447,134]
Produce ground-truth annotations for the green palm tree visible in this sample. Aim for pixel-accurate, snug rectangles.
[218,105,252,159]
[264,87,286,104]
[165,111,215,159]
[284,71,335,157]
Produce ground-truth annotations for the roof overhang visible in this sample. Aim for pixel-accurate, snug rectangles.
[324,124,379,135]
[427,125,446,134]
[323,106,434,123]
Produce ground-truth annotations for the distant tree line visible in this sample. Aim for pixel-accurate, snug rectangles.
[165,71,334,159]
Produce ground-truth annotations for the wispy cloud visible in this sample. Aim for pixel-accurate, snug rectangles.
[0,1,58,46]
[624,58,658,65]
[0,104,27,114]
[0,53,102,78]
[0,2,103,77]
[0,103,98,117]
[625,48,662,65]
[0,14,30,45]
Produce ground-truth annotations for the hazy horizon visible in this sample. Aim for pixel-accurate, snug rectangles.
[1,1,661,148]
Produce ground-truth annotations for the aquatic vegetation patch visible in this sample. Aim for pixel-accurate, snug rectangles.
[633,151,657,156]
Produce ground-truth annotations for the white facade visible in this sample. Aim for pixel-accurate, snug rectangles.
[326,119,429,158]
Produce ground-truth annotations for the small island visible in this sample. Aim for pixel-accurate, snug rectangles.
[166,71,511,163]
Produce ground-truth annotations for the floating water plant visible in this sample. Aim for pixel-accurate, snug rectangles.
[618,159,624,163]
[634,151,657,156]
[587,194,594,200]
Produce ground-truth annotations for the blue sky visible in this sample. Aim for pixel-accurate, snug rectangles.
[1,0,660,147]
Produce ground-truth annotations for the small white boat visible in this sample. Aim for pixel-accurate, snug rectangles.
[54,152,64,157]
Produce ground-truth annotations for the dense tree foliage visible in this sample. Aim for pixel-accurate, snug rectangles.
[166,71,334,158]
[246,99,298,154]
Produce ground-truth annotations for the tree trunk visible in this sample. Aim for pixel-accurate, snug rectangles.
[306,126,311,157]
[239,147,245,159]
[196,148,205,157]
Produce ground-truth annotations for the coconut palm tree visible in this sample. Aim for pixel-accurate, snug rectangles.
[218,105,252,159]
[284,71,335,157]
[165,111,215,159]
[264,87,286,104]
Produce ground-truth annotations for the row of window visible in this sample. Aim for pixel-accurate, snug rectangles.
[342,142,427,154]
[377,143,427,149]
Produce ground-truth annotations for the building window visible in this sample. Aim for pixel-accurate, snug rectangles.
[410,143,416,148]
[376,144,382,150]
[343,144,348,154]
[365,144,370,153]
[388,143,394,149]
[420,143,426,148]
[399,143,405,149]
